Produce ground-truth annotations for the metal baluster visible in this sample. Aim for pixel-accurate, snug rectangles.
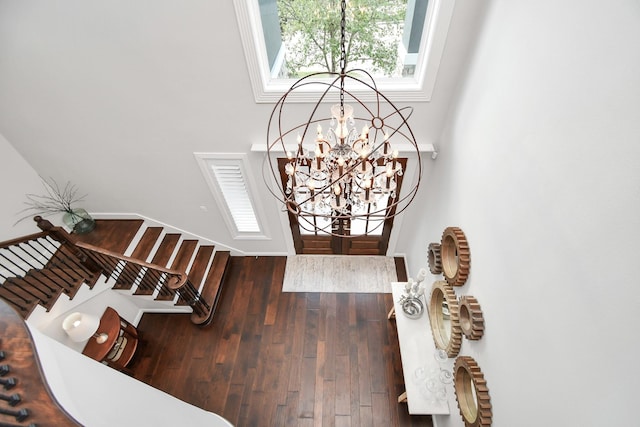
[0,421,36,427]
[0,252,26,276]
[0,377,17,390]
[90,252,118,280]
[4,247,41,275]
[0,421,38,427]
[111,259,138,284]
[135,267,154,292]
[5,277,48,302]
[0,248,58,295]
[0,393,20,406]
[0,273,35,305]
[35,236,83,283]
[0,407,29,422]
[25,240,79,284]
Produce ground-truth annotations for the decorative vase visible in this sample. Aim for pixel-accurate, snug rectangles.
[63,208,96,234]
[400,295,424,319]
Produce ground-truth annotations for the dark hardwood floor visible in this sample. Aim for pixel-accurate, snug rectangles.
[129,256,432,427]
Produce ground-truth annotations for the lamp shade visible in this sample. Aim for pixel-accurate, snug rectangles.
[62,312,100,342]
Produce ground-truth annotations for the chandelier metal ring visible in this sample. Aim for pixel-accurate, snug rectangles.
[263,0,422,238]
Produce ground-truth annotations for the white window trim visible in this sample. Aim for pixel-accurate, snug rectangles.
[233,0,456,103]
[194,152,270,240]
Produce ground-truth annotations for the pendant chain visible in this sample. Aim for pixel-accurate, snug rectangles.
[339,0,346,117]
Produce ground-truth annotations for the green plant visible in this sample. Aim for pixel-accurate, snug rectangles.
[15,177,87,225]
[277,0,406,77]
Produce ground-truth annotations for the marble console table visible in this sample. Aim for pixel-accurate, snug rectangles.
[389,282,450,415]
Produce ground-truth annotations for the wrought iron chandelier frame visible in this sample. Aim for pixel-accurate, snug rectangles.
[264,0,422,238]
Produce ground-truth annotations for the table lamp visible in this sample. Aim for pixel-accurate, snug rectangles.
[62,312,108,344]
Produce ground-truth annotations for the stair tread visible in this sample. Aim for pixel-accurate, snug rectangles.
[3,276,63,311]
[0,288,38,317]
[150,234,181,266]
[134,233,181,296]
[175,245,215,306]
[36,268,83,297]
[114,227,164,290]
[3,219,232,323]
[169,240,199,271]
[73,219,144,254]
[47,243,103,288]
[190,251,230,325]
[187,246,215,287]
[1,279,41,302]
[130,227,164,259]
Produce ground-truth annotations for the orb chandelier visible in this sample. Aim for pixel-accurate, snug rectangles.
[265,0,421,237]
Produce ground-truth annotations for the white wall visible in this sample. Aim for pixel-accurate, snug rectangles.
[29,325,233,427]
[399,0,640,426]
[0,132,48,241]
[0,0,484,255]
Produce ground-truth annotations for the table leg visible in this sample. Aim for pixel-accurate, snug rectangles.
[387,306,396,320]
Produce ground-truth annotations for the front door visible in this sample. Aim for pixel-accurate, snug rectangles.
[278,158,406,255]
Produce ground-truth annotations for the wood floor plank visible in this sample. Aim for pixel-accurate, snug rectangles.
[336,415,352,427]
[322,379,336,427]
[355,317,372,407]
[130,255,433,427]
[335,354,351,416]
[314,340,326,425]
[335,293,350,356]
[371,392,392,427]
[359,405,373,427]
[303,308,319,358]
[284,391,301,426]
[298,356,317,419]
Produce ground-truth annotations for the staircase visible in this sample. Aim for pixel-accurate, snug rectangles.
[0,217,231,325]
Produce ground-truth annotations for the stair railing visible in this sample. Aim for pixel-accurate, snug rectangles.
[0,298,82,426]
[0,227,99,316]
[0,217,210,319]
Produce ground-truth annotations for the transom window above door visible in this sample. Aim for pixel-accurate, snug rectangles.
[234,0,456,103]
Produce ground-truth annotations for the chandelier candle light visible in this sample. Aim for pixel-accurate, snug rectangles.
[265,0,421,237]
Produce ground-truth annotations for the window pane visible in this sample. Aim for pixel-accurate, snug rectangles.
[263,0,428,79]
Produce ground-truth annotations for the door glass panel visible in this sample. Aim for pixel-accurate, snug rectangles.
[278,157,404,254]
[350,194,388,236]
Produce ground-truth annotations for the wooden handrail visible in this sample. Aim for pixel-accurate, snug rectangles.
[33,217,209,317]
[0,298,82,426]
[0,231,49,249]
[73,241,188,288]
[34,216,188,288]
[0,217,211,320]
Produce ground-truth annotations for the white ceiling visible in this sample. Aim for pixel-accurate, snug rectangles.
[0,0,488,253]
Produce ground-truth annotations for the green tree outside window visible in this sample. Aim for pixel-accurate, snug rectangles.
[277,0,407,77]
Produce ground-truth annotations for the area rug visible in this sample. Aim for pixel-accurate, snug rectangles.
[282,255,397,293]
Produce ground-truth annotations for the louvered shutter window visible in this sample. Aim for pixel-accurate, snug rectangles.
[210,163,260,233]
[195,153,267,239]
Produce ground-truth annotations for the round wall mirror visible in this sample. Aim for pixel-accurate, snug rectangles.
[441,227,470,286]
[428,281,462,357]
[459,295,485,340]
[427,242,442,274]
[454,356,492,426]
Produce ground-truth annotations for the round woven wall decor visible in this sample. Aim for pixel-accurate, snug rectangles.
[428,242,442,274]
[458,296,484,340]
[441,227,470,286]
[454,356,492,426]
[428,281,462,357]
